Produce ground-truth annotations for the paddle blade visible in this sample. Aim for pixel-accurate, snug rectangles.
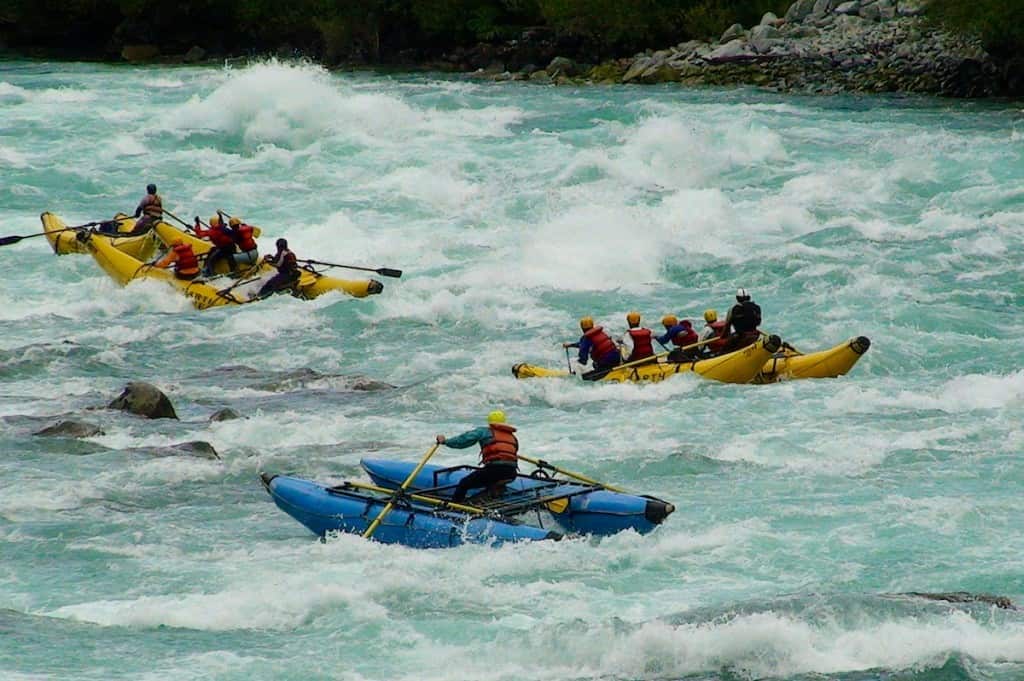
[0,235,24,246]
[376,267,402,278]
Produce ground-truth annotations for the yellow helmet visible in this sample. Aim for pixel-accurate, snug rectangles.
[661,314,678,327]
[579,316,594,331]
[487,410,506,424]
[626,311,641,326]
[229,216,241,227]
[704,309,718,323]
[209,215,222,227]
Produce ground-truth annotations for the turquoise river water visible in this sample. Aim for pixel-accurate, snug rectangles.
[1,59,1023,680]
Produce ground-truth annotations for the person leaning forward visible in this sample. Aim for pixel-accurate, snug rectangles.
[436,410,519,502]
[131,183,163,233]
[563,316,621,371]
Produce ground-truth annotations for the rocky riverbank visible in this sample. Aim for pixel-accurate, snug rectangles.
[468,0,1021,97]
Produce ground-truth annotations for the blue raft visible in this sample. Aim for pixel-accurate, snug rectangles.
[360,459,674,536]
[260,473,560,548]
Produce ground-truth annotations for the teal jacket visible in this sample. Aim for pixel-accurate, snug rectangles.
[443,427,493,450]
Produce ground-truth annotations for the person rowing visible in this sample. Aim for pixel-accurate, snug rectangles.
[153,238,199,280]
[130,183,162,233]
[563,316,621,371]
[435,410,519,502]
[257,238,300,298]
[619,311,656,364]
[657,315,699,362]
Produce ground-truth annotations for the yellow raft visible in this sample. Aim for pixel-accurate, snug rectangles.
[513,335,783,385]
[152,223,382,300]
[753,336,870,383]
[41,212,159,260]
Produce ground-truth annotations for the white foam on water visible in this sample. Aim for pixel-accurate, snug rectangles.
[827,370,1024,414]
[0,145,30,168]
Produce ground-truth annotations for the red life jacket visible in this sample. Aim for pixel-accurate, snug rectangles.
[235,223,257,252]
[172,243,199,275]
[672,327,699,348]
[142,194,162,219]
[708,320,728,353]
[209,224,235,248]
[480,423,518,465]
[626,328,654,362]
[583,326,617,362]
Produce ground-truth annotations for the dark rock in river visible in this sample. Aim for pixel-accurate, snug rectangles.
[209,408,241,422]
[33,419,104,438]
[108,382,178,420]
[901,591,1016,610]
[132,441,220,460]
[183,46,206,63]
[121,44,160,62]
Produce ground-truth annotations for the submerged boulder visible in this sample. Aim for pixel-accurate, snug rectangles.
[34,419,104,438]
[108,382,178,420]
[209,408,241,422]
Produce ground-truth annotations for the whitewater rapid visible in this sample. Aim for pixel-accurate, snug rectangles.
[1,59,1023,681]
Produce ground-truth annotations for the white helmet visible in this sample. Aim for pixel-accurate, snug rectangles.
[736,288,750,301]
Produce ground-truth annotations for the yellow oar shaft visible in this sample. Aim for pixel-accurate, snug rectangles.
[606,335,721,373]
[362,444,441,539]
[516,453,625,493]
[344,481,486,515]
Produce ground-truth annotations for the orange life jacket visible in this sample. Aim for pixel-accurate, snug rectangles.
[583,326,617,363]
[143,194,162,219]
[235,223,257,252]
[172,243,199,275]
[480,423,518,465]
[626,328,654,362]
[209,223,235,248]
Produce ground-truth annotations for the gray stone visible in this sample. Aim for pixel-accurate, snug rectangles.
[750,24,782,41]
[108,382,178,420]
[811,0,838,16]
[546,56,576,76]
[721,23,746,43]
[639,64,681,83]
[706,39,757,63]
[760,11,780,25]
[209,408,241,422]
[751,37,785,54]
[896,0,926,15]
[529,70,551,83]
[622,57,652,82]
[835,0,860,13]
[34,419,104,438]
[183,46,206,63]
[349,377,397,391]
[877,0,896,19]
[835,13,871,33]
[138,441,220,460]
[860,2,881,21]
[785,0,817,22]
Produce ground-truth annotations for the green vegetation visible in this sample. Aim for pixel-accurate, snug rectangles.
[928,0,1024,58]
[0,0,790,60]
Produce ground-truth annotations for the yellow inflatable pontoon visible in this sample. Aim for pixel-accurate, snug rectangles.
[152,222,382,300]
[513,335,783,385]
[42,212,158,260]
[754,336,870,383]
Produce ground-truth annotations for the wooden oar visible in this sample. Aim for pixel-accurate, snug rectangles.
[340,481,488,516]
[299,258,402,279]
[564,345,575,375]
[161,209,201,233]
[0,222,105,247]
[515,453,626,493]
[362,444,441,539]
[583,334,724,381]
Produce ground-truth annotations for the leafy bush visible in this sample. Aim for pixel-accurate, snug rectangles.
[929,0,1024,57]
